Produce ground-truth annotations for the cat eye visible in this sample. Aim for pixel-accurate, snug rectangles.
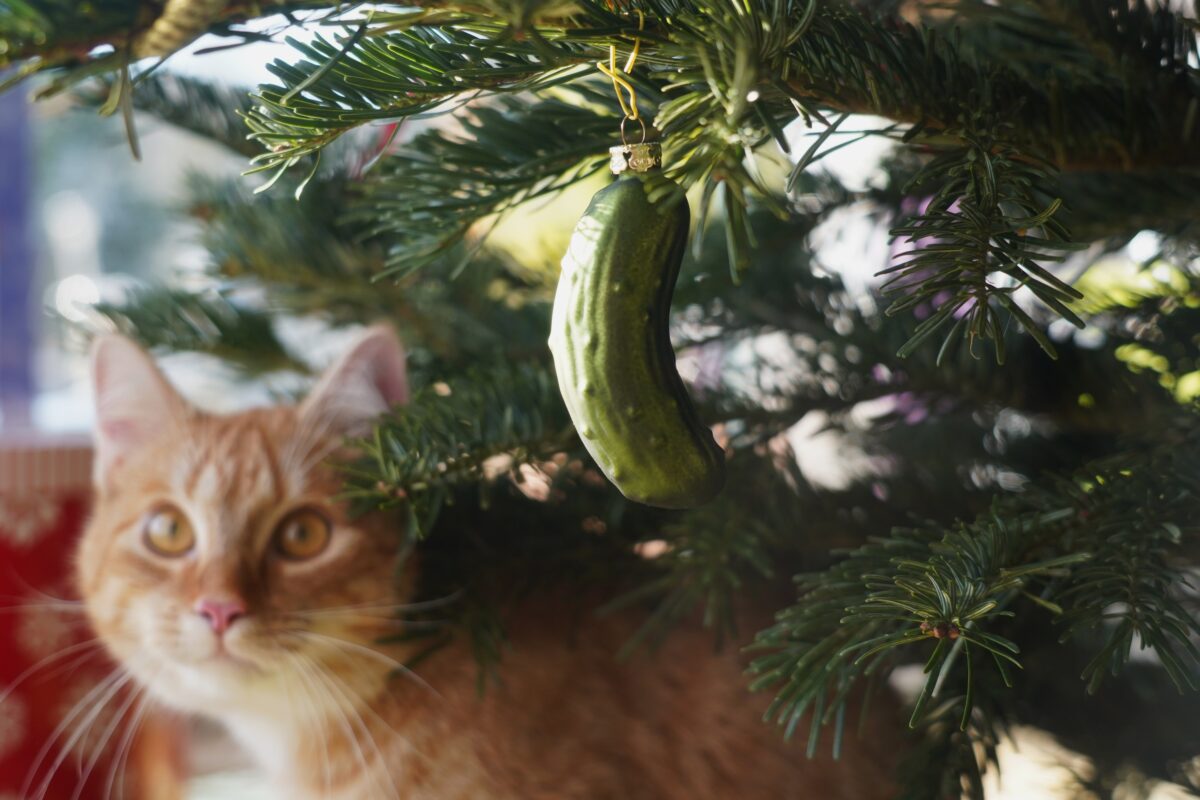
[142,506,195,557]
[274,509,332,561]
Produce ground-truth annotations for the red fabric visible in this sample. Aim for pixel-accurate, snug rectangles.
[0,438,179,800]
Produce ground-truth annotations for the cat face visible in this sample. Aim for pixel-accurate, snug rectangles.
[76,327,410,716]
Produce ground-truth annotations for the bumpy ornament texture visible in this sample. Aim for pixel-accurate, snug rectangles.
[548,149,726,509]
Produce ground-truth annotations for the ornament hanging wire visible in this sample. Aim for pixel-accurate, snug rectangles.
[596,9,645,122]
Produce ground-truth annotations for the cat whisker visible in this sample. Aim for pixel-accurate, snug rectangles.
[0,600,87,615]
[281,652,335,797]
[287,607,412,620]
[294,607,422,620]
[310,654,429,767]
[314,658,406,800]
[39,642,113,694]
[69,671,138,790]
[104,688,157,800]
[296,590,464,616]
[285,612,446,631]
[0,638,107,709]
[288,652,381,798]
[0,572,83,606]
[71,674,153,800]
[289,630,442,700]
[23,667,134,800]
[294,652,402,800]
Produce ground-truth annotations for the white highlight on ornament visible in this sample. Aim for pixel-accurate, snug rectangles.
[1126,230,1161,264]
[561,216,604,276]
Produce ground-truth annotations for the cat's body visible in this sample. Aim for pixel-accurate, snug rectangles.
[225,603,901,800]
[77,327,902,799]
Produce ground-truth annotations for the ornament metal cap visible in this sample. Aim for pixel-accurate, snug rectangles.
[609,142,662,175]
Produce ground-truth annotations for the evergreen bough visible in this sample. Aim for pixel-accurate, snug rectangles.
[9,0,1200,794]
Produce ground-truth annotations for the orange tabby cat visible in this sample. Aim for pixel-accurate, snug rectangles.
[76,326,903,799]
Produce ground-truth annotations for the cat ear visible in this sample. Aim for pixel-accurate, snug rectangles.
[91,335,188,485]
[299,325,409,439]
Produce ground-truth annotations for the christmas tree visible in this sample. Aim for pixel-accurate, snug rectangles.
[5,0,1200,795]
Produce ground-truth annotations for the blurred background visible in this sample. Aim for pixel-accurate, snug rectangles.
[0,11,1196,800]
[2,35,287,433]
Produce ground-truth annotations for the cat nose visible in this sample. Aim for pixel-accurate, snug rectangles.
[195,598,247,634]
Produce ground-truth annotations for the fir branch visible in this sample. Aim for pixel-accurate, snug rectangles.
[236,0,1200,177]
[750,424,1200,759]
[0,0,56,49]
[345,86,628,275]
[12,0,1200,180]
[681,205,1179,437]
[601,465,785,657]
[0,1,341,93]
[401,473,665,679]
[1055,168,1200,245]
[1004,0,1197,81]
[880,126,1085,361]
[185,170,557,368]
[79,72,260,157]
[895,714,1003,800]
[0,1,141,67]
[187,170,384,295]
[244,23,599,180]
[343,361,574,536]
[748,509,1079,749]
[780,0,1200,172]
[221,0,1200,307]
[1052,447,1200,693]
[88,285,307,373]
[183,151,1189,436]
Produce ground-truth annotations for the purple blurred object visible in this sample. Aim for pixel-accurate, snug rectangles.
[888,195,968,322]
[0,86,33,428]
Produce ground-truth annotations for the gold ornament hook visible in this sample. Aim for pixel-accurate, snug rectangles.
[595,9,645,121]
